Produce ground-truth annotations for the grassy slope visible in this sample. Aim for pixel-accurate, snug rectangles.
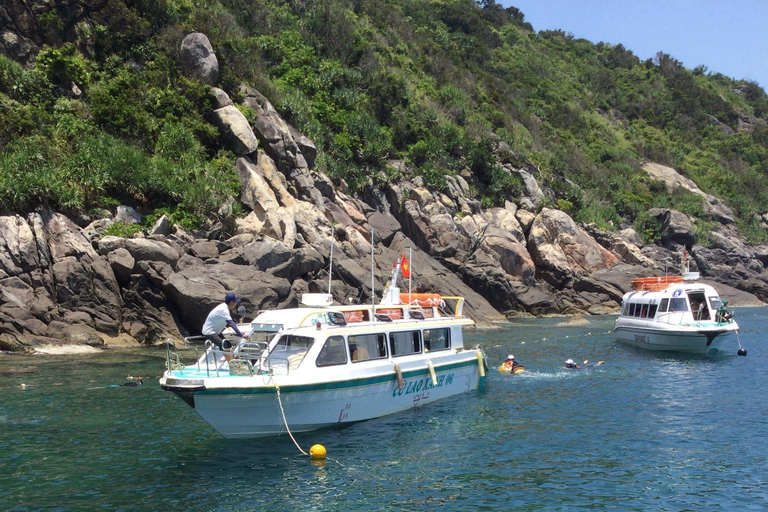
[1,0,767,243]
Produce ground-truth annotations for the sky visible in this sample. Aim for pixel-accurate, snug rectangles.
[500,0,768,89]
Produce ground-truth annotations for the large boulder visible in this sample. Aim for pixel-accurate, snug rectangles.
[124,238,180,267]
[527,208,619,289]
[212,105,259,155]
[179,32,219,86]
[648,208,695,249]
[165,263,292,331]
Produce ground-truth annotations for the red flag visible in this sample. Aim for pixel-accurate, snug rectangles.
[400,253,411,278]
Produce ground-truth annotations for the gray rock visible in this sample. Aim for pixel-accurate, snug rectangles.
[189,240,219,260]
[124,238,180,267]
[107,248,135,285]
[368,212,401,247]
[114,206,142,225]
[648,208,695,249]
[210,87,233,109]
[212,105,259,155]
[148,215,171,236]
[165,263,292,331]
[83,218,113,240]
[179,32,219,85]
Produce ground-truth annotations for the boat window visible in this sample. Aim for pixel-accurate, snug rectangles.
[327,312,347,326]
[316,336,347,367]
[424,328,450,352]
[628,303,636,316]
[688,291,710,320]
[390,330,421,357]
[648,304,658,318]
[633,304,643,317]
[658,298,669,313]
[273,335,314,369]
[639,305,648,318]
[709,297,723,310]
[669,298,688,312]
[280,335,314,348]
[349,333,387,362]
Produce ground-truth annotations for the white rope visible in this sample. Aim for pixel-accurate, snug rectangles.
[274,379,308,456]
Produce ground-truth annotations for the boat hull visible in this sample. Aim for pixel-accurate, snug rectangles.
[164,358,484,439]
[614,325,736,354]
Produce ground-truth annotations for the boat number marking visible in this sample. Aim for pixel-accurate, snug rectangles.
[412,392,430,406]
[672,289,682,297]
[634,334,649,344]
[337,402,351,422]
[393,372,454,398]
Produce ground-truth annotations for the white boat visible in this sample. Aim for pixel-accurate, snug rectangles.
[614,258,739,354]
[160,257,487,439]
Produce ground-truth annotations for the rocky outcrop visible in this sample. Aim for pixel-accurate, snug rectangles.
[212,105,259,155]
[648,208,695,248]
[240,85,316,173]
[179,32,219,86]
[527,208,619,288]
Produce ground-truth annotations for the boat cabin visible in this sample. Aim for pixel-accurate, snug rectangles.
[619,285,725,325]
[230,299,469,376]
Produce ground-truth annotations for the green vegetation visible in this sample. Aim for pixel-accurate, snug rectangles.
[1,0,767,245]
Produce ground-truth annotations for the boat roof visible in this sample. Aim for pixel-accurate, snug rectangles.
[249,303,471,331]
[622,280,722,301]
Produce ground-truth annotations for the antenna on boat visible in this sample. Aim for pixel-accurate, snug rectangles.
[371,227,375,322]
[408,246,413,305]
[328,225,335,294]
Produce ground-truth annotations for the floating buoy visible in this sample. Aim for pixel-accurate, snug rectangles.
[738,348,747,356]
[309,444,327,460]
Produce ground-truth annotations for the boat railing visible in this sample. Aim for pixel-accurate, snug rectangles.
[654,311,706,327]
[164,337,201,374]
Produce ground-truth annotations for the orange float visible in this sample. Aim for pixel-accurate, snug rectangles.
[399,293,442,307]
[343,310,366,323]
[630,275,683,292]
[377,308,403,319]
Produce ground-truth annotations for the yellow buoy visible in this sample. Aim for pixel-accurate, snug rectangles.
[309,444,327,460]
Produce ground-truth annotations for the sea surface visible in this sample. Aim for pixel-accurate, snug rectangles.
[2,308,767,511]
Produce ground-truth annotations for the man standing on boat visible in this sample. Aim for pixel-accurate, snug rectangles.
[202,292,245,350]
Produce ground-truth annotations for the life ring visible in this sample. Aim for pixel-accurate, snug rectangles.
[498,363,525,374]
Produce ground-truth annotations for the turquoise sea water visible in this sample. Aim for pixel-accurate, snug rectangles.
[2,308,767,511]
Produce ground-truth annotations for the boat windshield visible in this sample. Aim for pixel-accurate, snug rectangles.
[668,298,688,312]
[709,297,723,310]
[268,334,314,370]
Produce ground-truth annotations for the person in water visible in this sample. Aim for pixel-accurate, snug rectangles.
[202,292,245,350]
[500,354,523,372]
[565,359,581,369]
[106,377,143,388]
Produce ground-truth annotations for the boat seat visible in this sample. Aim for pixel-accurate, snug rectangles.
[288,350,308,370]
[351,345,370,361]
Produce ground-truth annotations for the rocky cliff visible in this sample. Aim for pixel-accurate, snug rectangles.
[1,31,766,353]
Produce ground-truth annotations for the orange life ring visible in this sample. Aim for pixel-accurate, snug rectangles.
[630,276,683,292]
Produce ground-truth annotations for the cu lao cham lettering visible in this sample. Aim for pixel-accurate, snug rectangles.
[393,372,455,397]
